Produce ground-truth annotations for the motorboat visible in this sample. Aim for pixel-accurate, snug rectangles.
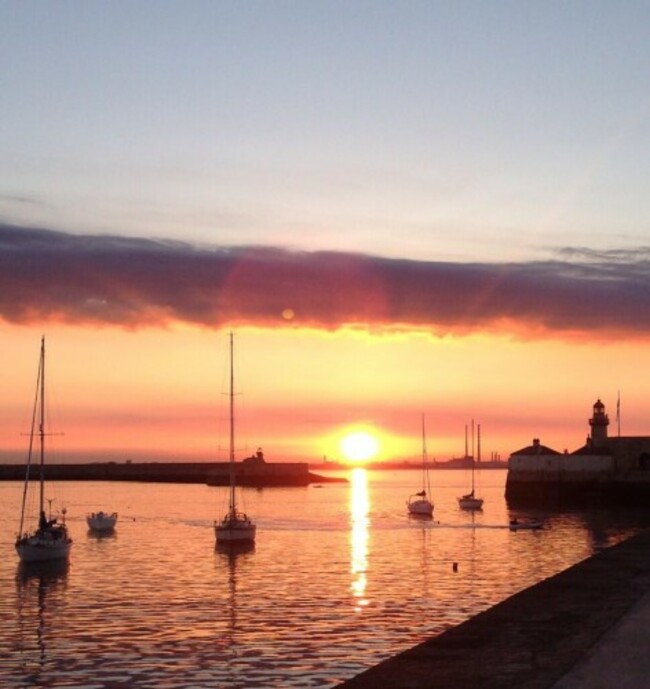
[509,518,544,531]
[86,511,118,532]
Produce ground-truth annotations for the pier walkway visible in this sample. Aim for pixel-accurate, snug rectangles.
[337,528,650,689]
[550,588,650,689]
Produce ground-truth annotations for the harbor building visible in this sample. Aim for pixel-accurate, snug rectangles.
[505,399,650,505]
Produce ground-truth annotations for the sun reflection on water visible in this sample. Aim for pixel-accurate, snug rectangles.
[349,468,369,610]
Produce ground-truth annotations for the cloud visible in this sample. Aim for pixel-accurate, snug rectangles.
[1,224,649,338]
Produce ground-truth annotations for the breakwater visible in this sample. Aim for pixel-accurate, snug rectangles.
[0,461,343,486]
[505,469,650,507]
[337,528,650,689]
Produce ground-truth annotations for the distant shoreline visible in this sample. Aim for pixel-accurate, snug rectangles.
[0,458,507,472]
[310,460,508,471]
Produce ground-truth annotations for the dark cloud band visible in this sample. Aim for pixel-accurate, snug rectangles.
[1,224,648,337]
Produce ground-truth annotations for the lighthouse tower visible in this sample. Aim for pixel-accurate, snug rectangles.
[588,399,609,446]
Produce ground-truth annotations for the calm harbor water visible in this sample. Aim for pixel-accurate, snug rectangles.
[1,468,648,688]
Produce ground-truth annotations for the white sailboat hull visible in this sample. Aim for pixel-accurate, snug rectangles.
[215,516,256,542]
[458,495,484,510]
[15,530,72,563]
[407,498,434,516]
[86,511,118,532]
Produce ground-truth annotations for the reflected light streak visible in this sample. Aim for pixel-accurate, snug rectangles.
[349,468,369,610]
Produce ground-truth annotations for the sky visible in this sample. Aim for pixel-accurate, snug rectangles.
[1,2,649,464]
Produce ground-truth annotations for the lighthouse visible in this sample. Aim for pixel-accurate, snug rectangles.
[588,399,609,446]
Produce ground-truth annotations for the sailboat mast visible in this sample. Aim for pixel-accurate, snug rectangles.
[421,414,430,495]
[39,336,45,516]
[471,418,475,460]
[473,424,481,492]
[18,340,42,537]
[228,332,235,515]
[421,414,426,468]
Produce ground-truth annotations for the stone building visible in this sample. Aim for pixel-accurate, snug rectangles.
[506,399,650,505]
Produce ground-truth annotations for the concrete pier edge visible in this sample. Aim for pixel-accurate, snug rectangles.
[337,528,650,689]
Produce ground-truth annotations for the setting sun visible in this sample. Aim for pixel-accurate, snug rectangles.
[340,431,380,464]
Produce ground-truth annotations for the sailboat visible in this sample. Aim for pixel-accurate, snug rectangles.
[214,332,256,544]
[457,457,484,510]
[15,337,73,563]
[407,415,434,517]
[457,421,483,510]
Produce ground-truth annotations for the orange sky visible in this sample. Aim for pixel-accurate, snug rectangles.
[1,317,648,465]
[1,227,648,464]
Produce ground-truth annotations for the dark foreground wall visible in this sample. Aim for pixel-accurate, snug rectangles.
[337,528,650,689]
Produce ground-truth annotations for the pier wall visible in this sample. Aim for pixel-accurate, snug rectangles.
[0,461,326,486]
[206,461,313,486]
[505,468,650,506]
[509,453,615,473]
[337,528,650,689]
[506,446,650,505]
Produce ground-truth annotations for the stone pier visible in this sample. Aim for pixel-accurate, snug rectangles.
[337,528,650,689]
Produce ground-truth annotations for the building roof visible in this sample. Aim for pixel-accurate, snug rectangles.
[571,443,613,456]
[511,438,562,456]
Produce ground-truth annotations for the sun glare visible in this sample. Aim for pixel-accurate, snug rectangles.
[340,431,380,464]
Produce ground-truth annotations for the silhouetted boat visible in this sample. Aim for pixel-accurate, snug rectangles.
[86,511,118,532]
[214,333,256,544]
[407,415,434,517]
[15,338,72,563]
[509,518,543,531]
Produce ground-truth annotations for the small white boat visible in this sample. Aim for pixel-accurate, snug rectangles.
[86,511,118,532]
[215,333,256,545]
[15,338,73,564]
[407,416,434,517]
[509,518,544,531]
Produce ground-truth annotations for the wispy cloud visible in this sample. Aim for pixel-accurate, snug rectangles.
[1,224,648,338]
